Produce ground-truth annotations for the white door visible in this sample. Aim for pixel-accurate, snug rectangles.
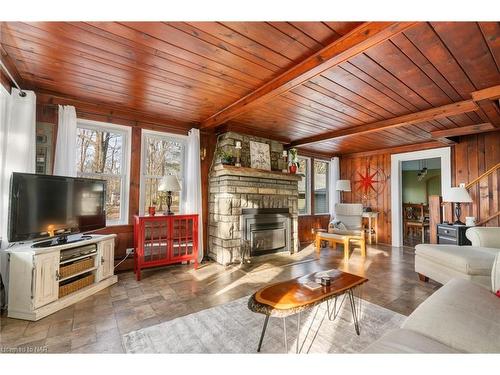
[33,252,60,308]
[97,239,114,281]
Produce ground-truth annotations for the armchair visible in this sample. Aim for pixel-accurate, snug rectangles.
[328,203,364,237]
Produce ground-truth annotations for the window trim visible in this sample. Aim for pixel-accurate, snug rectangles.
[298,156,311,216]
[139,129,188,216]
[313,159,330,215]
[76,118,131,226]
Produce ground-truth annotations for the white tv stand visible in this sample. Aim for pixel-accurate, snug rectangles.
[7,234,118,321]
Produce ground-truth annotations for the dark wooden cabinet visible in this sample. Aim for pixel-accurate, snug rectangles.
[437,224,472,246]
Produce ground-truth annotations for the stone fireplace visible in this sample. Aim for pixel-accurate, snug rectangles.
[208,132,300,265]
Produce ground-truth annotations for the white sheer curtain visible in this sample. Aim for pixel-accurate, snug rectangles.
[0,87,36,307]
[182,128,203,262]
[329,156,340,219]
[0,88,36,248]
[54,105,77,177]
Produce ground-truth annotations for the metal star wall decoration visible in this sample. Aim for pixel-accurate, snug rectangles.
[356,167,378,194]
[352,165,387,199]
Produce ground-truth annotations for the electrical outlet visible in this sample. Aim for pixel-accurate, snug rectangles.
[459,183,465,188]
[126,248,134,255]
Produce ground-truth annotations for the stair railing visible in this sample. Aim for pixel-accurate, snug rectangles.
[465,162,499,226]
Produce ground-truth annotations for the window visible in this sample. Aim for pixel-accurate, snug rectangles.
[140,130,186,215]
[75,120,131,226]
[297,156,310,215]
[314,160,329,214]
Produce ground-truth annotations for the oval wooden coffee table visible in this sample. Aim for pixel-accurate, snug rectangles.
[248,269,368,353]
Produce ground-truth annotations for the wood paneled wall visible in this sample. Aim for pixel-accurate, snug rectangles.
[340,131,500,245]
[200,131,217,253]
[340,153,392,244]
[298,215,330,243]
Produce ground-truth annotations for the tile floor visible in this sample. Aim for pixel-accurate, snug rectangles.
[0,243,440,353]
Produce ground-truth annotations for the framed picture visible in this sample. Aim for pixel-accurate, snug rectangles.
[249,141,271,170]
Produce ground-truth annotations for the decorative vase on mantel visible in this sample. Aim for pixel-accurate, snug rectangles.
[288,148,299,174]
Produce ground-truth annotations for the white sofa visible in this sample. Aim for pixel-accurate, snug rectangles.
[365,253,500,353]
[415,227,500,288]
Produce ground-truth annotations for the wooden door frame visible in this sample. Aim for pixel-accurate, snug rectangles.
[390,147,451,247]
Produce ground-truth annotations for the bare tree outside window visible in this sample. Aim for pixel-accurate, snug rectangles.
[314,160,329,214]
[297,156,310,215]
[76,127,124,222]
[142,133,185,215]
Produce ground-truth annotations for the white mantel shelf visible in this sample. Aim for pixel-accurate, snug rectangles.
[211,164,302,181]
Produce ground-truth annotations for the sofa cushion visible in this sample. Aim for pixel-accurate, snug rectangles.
[319,232,363,240]
[415,254,492,288]
[415,244,499,275]
[402,278,500,353]
[364,329,460,353]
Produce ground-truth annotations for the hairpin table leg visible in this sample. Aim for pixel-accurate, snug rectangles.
[283,317,288,353]
[348,289,360,335]
[296,312,300,354]
[257,315,269,352]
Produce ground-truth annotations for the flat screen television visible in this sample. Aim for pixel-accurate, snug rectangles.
[8,172,106,244]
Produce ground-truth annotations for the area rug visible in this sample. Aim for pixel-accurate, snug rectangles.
[122,295,406,353]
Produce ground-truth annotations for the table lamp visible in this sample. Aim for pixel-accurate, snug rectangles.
[158,174,181,215]
[336,180,351,202]
[444,187,472,225]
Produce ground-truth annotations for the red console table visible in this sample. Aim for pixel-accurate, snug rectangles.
[133,214,199,281]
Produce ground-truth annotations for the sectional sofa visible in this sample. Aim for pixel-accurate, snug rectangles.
[366,227,500,353]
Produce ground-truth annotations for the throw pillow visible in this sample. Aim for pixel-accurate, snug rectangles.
[329,220,347,232]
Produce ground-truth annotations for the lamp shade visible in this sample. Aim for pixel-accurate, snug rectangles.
[336,180,351,192]
[444,187,472,203]
[158,175,181,192]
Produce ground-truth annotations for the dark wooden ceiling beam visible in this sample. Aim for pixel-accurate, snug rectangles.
[289,100,478,147]
[430,122,496,139]
[200,22,417,129]
[341,140,445,159]
[435,137,458,146]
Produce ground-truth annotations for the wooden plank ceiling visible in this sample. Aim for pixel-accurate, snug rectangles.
[1,21,499,155]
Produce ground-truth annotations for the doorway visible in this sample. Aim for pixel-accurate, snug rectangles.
[401,158,441,246]
[391,147,452,248]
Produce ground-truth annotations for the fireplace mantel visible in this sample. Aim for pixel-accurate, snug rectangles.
[211,164,302,182]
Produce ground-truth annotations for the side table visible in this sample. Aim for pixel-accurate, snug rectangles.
[362,211,379,244]
[437,223,472,245]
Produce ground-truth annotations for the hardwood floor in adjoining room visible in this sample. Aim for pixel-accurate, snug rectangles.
[0,243,440,353]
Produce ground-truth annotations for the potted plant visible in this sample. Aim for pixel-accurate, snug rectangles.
[288,148,299,174]
[218,149,234,165]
